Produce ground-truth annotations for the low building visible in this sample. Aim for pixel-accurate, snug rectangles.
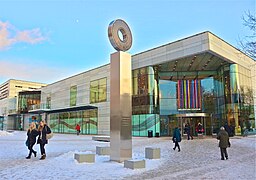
[0,79,47,130]
[2,31,255,136]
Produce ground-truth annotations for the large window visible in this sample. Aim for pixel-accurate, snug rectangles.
[90,78,107,103]
[132,114,160,136]
[70,85,77,106]
[48,109,98,135]
[132,66,158,115]
[18,91,41,113]
[46,96,51,109]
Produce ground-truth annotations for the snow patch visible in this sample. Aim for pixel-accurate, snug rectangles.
[0,130,13,136]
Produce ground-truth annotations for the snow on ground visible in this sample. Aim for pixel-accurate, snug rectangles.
[0,131,13,136]
[0,131,255,180]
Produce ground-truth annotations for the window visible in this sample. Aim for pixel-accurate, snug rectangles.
[46,96,51,109]
[70,85,77,106]
[90,78,107,103]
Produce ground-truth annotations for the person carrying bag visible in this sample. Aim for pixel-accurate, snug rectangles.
[37,120,51,160]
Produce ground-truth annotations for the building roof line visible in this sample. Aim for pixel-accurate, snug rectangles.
[0,79,47,87]
[132,31,255,61]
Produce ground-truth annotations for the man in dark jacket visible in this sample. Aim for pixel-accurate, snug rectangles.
[184,123,193,140]
[217,126,230,160]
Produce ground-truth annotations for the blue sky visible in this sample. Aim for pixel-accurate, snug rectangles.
[0,0,255,84]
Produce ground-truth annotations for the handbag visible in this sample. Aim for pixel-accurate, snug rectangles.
[45,125,53,140]
[46,132,53,140]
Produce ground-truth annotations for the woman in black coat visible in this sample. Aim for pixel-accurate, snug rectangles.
[37,120,51,160]
[26,122,39,159]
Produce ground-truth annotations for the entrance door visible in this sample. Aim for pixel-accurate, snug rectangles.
[182,117,206,136]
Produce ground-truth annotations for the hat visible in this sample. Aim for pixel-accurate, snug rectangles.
[220,126,225,130]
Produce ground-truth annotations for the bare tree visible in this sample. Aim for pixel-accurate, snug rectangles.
[239,11,256,60]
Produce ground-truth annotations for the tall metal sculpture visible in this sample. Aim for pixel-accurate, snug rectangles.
[108,19,132,162]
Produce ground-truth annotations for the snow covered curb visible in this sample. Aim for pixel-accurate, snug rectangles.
[0,130,13,136]
[40,150,165,179]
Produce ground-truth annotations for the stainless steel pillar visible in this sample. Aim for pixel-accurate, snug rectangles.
[110,51,132,162]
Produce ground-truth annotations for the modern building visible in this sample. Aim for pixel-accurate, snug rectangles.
[0,79,47,130]
[2,31,256,137]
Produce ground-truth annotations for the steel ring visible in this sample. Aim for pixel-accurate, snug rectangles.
[108,19,132,51]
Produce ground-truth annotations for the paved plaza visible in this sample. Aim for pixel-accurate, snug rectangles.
[0,131,255,180]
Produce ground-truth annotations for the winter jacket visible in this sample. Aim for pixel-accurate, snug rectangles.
[75,125,81,131]
[172,128,181,142]
[217,129,230,148]
[184,125,191,134]
[27,129,39,145]
[37,125,51,145]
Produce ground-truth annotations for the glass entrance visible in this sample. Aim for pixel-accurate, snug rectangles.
[182,117,206,136]
[167,114,212,137]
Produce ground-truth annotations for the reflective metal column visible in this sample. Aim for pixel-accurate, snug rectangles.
[110,51,132,162]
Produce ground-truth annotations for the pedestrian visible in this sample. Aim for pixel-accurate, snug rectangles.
[185,123,193,140]
[196,122,204,134]
[37,120,51,160]
[217,126,231,160]
[75,124,81,135]
[25,122,38,159]
[172,127,181,152]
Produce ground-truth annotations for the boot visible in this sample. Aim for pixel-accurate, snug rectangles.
[26,156,31,159]
[33,151,37,157]
[40,154,46,160]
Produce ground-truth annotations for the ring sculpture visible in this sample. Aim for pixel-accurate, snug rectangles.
[108,19,132,51]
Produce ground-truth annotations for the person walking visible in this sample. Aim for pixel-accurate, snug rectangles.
[172,127,181,152]
[185,123,193,140]
[196,122,204,134]
[25,122,38,159]
[75,124,81,135]
[37,120,51,160]
[217,126,231,160]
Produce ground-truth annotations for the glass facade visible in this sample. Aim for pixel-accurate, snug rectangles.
[132,61,255,137]
[90,78,107,103]
[132,114,160,136]
[49,109,98,134]
[132,66,160,136]
[18,91,41,113]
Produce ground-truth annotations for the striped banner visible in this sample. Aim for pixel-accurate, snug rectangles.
[177,79,201,110]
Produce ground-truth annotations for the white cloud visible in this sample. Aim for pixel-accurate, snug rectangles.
[0,20,46,50]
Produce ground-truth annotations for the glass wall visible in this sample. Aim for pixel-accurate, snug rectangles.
[236,65,254,132]
[132,66,159,136]
[46,95,51,109]
[158,70,221,135]
[90,78,107,103]
[157,63,255,136]
[132,66,158,114]
[132,114,160,136]
[48,109,98,134]
[18,91,41,113]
